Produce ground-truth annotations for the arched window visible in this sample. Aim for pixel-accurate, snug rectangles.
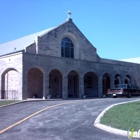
[61,37,74,58]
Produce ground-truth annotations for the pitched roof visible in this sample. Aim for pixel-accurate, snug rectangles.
[121,57,140,64]
[0,27,55,56]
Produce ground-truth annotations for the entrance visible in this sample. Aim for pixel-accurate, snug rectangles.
[68,71,79,98]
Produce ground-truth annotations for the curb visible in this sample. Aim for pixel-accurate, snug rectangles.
[0,97,112,108]
[0,99,63,108]
[94,99,140,136]
[0,100,27,108]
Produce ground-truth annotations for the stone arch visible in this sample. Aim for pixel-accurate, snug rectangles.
[26,66,45,75]
[114,74,122,85]
[68,70,79,98]
[1,68,19,99]
[49,69,62,98]
[84,72,98,97]
[124,74,132,84]
[102,73,110,94]
[27,68,43,98]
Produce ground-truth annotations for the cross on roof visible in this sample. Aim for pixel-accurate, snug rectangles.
[67,10,72,19]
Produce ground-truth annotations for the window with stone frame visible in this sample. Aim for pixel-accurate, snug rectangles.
[61,37,74,58]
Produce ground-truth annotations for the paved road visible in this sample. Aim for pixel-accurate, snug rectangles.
[0,98,139,140]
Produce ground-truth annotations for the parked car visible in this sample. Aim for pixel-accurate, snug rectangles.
[107,84,140,98]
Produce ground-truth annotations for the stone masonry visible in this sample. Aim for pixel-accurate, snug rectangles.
[0,18,140,100]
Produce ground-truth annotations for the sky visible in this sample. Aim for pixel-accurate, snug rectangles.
[0,0,140,60]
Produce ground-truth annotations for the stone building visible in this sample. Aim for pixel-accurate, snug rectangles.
[0,14,140,100]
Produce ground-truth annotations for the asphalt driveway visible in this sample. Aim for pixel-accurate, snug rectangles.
[0,98,139,140]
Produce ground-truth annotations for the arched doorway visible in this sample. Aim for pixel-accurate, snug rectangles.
[114,74,122,85]
[1,68,19,99]
[49,69,62,98]
[84,72,98,97]
[27,68,43,98]
[68,71,79,98]
[102,73,110,94]
[124,74,131,84]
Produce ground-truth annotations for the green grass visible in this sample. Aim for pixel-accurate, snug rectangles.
[0,100,19,106]
[100,101,140,131]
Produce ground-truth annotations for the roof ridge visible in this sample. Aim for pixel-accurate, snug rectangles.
[0,20,71,56]
[0,27,55,45]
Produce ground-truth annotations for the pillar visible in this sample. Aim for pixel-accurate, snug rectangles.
[98,75,103,97]
[43,74,49,99]
[18,72,23,100]
[120,75,123,84]
[110,75,114,88]
[22,71,28,100]
[62,75,68,99]
[79,76,84,98]
[0,73,1,99]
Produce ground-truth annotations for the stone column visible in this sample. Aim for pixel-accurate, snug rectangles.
[18,72,23,100]
[98,75,103,97]
[110,75,114,88]
[79,76,84,98]
[43,74,49,99]
[131,76,134,84]
[62,75,68,99]
[121,75,124,84]
[22,72,28,100]
[0,73,1,99]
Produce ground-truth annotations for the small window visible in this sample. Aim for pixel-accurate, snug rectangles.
[61,37,74,58]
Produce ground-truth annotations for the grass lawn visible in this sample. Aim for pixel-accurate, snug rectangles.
[100,101,140,131]
[0,100,19,106]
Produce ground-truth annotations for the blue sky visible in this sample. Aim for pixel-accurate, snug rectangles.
[0,0,140,60]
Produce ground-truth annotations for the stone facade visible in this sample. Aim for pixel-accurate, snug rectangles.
[0,53,23,99]
[0,18,140,100]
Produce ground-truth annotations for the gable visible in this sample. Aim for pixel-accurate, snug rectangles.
[0,19,100,62]
[37,20,99,61]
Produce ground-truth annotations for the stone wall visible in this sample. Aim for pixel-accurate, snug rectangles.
[1,20,140,100]
[0,52,23,100]
[25,43,36,54]
[23,52,140,99]
[35,20,99,62]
